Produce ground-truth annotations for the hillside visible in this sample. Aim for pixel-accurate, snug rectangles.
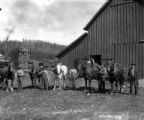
[0,40,66,66]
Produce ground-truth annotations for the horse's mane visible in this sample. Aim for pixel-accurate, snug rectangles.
[114,63,127,75]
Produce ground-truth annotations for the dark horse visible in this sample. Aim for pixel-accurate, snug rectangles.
[29,67,41,89]
[77,61,101,94]
[0,62,15,92]
[29,66,50,90]
[107,62,126,93]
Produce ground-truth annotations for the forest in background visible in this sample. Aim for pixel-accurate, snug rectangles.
[0,40,66,67]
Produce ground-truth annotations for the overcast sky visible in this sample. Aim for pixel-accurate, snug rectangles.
[0,0,106,45]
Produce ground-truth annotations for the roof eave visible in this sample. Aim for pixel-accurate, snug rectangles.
[83,0,112,30]
[56,32,88,58]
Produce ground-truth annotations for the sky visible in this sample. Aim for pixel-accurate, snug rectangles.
[0,0,106,45]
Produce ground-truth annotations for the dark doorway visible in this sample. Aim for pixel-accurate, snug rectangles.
[90,55,101,65]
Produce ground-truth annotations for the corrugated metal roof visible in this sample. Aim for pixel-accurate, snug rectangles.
[56,32,88,58]
[83,0,112,30]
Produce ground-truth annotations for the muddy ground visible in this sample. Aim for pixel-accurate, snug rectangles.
[0,73,144,120]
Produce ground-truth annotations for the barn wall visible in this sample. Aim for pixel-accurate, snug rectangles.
[59,35,88,68]
[87,0,144,77]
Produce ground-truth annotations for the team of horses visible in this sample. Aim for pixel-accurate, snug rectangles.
[29,61,138,95]
[0,61,138,95]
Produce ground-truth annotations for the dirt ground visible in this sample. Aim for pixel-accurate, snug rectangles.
[0,73,144,120]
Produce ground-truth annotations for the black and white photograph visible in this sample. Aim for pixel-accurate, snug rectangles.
[0,0,144,120]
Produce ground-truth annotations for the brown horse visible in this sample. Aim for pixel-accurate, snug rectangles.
[107,62,127,93]
[77,61,101,94]
[29,66,41,89]
[0,62,15,92]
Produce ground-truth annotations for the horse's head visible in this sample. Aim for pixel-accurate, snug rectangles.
[8,62,14,72]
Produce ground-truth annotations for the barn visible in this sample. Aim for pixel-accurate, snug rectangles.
[57,32,89,68]
[57,0,144,78]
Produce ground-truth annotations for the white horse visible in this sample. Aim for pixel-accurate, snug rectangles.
[53,63,68,90]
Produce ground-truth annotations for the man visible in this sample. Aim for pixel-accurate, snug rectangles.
[39,66,49,90]
[99,64,107,91]
[17,66,24,91]
[90,56,95,67]
[128,64,138,95]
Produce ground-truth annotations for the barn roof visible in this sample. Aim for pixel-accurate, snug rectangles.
[56,32,88,58]
[83,0,112,30]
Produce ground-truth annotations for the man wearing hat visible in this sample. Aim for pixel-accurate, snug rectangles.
[128,64,139,95]
[17,66,24,91]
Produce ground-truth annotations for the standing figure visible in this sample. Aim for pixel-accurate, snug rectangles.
[107,61,116,93]
[29,62,36,88]
[99,64,107,92]
[16,66,24,91]
[69,66,78,89]
[39,66,50,90]
[90,56,95,67]
[128,64,138,95]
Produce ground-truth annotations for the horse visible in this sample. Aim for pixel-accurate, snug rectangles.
[0,62,15,92]
[76,60,101,94]
[29,66,50,90]
[107,62,127,93]
[29,66,41,89]
[53,63,68,91]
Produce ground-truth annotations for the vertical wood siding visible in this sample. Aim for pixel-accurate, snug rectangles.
[58,0,144,77]
[58,35,88,68]
[86,0,144,77]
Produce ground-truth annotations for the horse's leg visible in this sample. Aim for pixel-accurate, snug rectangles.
[59,76,63,90]
[134,79,138,95]
[10,78,14,92]
[57,75,62,90]
[129,78,133,95]
[62,76,64,89]
[31,78,34,88]
[88,79,91,94]
[10,80,14,92]
[63,75,66,89]
[102,76,105,92]
[20,77,23,91]
[5,78,9,92]
[53,80,56,91]
[110,77,114,93]
[115,80,118,93]
[98,75,102,92]
[53,76,57,91]
[3,78,6,90]
[119,76,124,92]
[33,77,36,89]
[84,78,87,92]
